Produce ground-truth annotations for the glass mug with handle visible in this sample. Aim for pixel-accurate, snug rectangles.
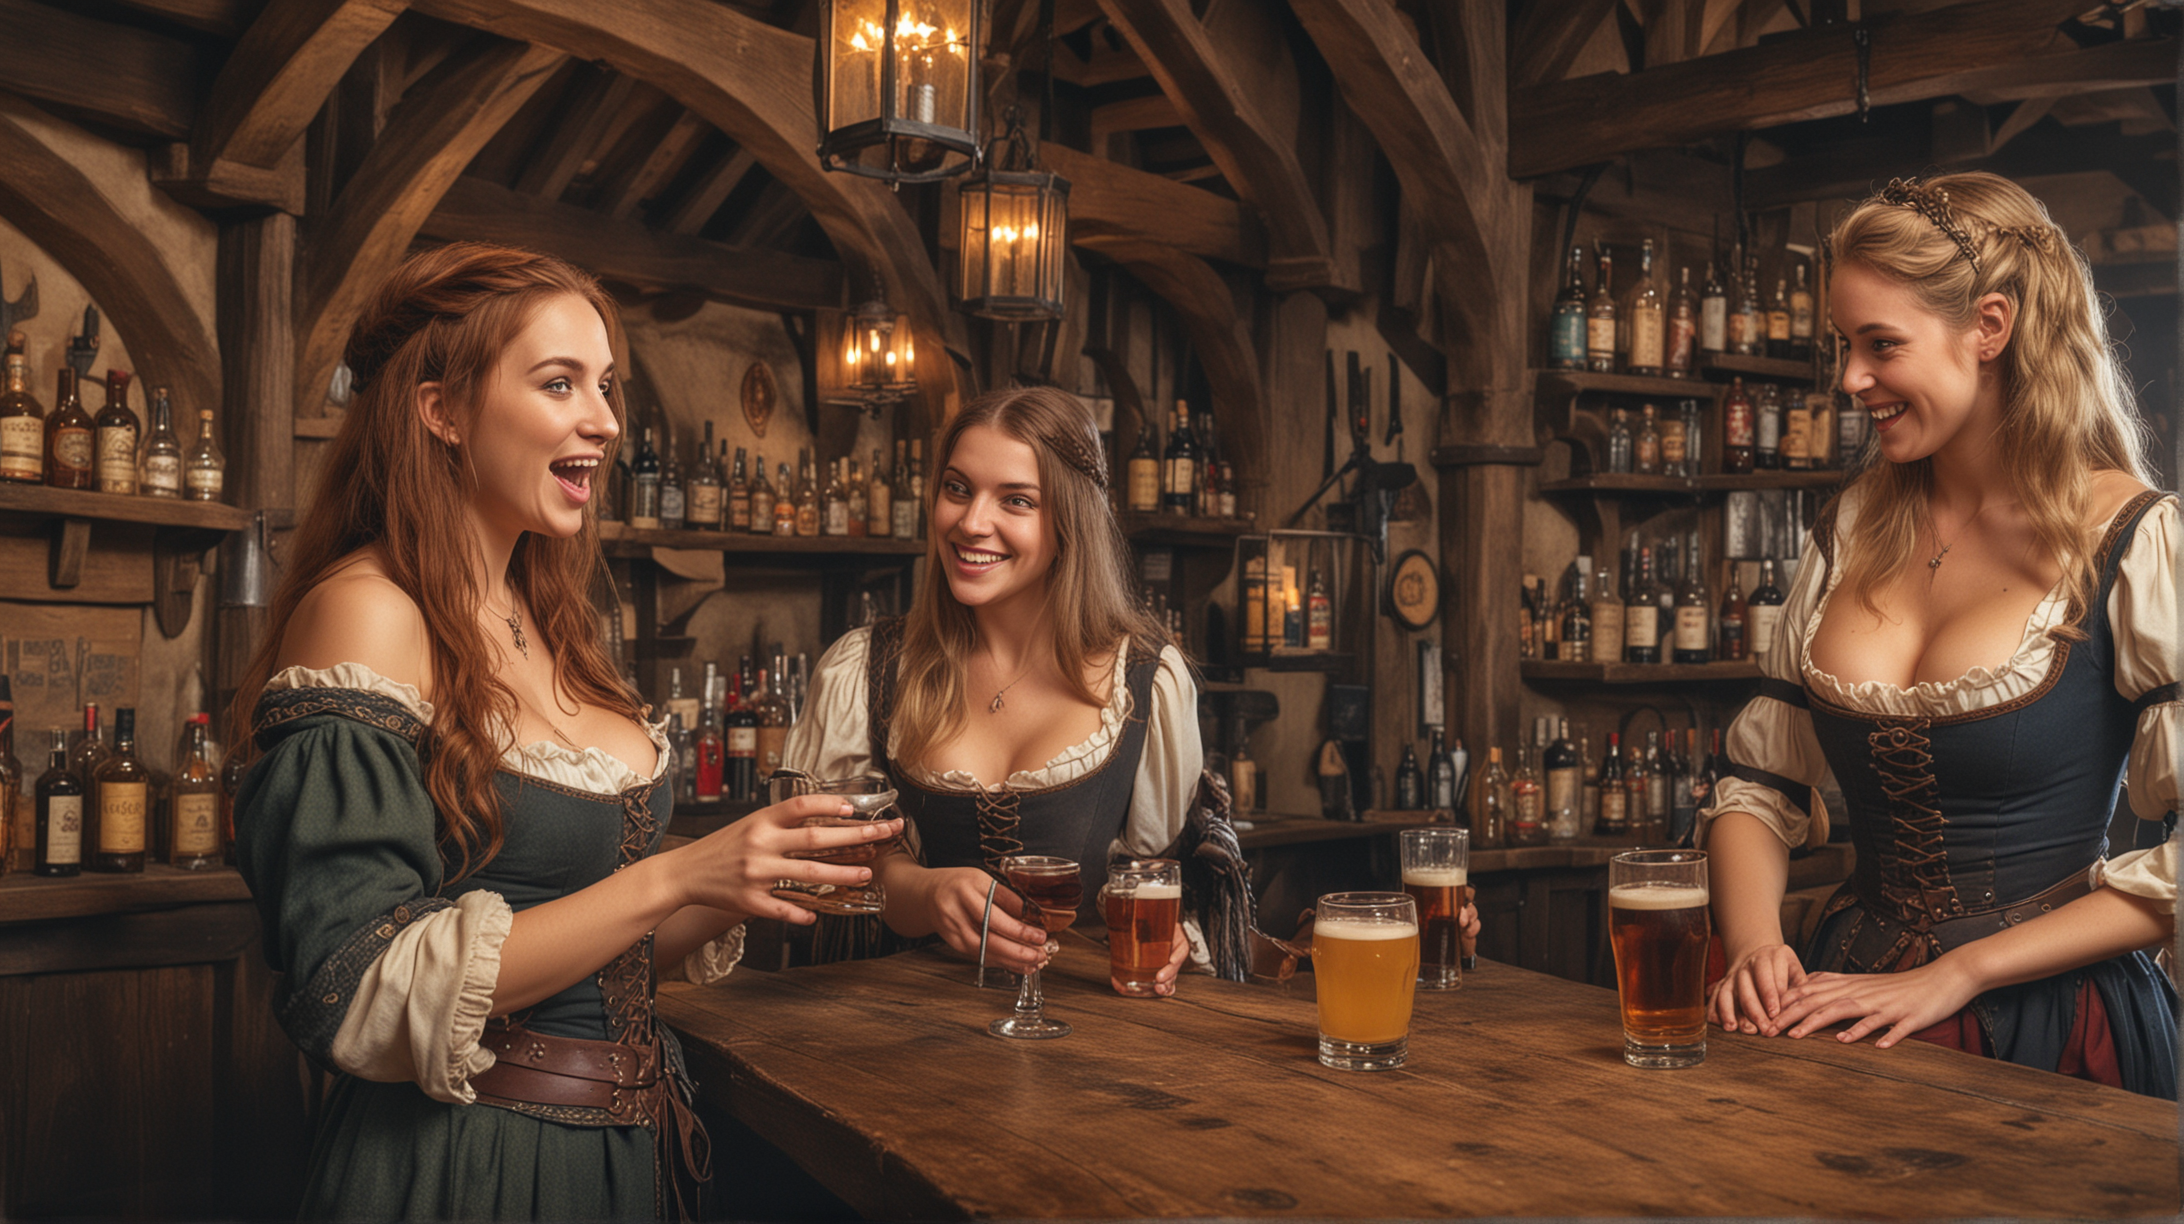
[1608,849,1711,1068]
[1312,891,1420,1070]
[766,770,900,915]
[1105,858,1182,997]
[1399,827,1468,990]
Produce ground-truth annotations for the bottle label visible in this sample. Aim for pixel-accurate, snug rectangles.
[729,493,752,530]
[1164,457,1194,499]
[1586,317,1616,359]
[98,426,139,491]
[99,780,148,854]
[1550,309,1587,367]
[1700,298,1727,351]
[1306,597,1331,650]
[0,417,40,479]
[727,726,757,757]
[1756,404,1781,451]
[1624,605,1658,649]
[1514,789,1544,830]
[1660,421,1687,466]
[660,486,685,523]
[1599,787,1627,829]
[54,426,93,471]
[1725,401,1754,449]
[1768,310,1791,342]
[695,741,724,799]
[892,501,917,539]
[1674,606,1710,651]
[1719,618,1746,661]
[186,466,224,497]
[1629,310,1664,370]
[755,727,789,774]
[1727,312,1749,351]
[1560,631,1589,663]
[1126,460,1160,512]
[1749,604,1785,657]
[1590,599,1624,659]
[1783,407,1812,461]
[173,793,220,856]
[1634,436,1660,472]
[1792,297,1814,340]
[795,504,819,536]
[1667,315,1696,372]
[748,495,773,532]
[44,795,82,864]
[1547,769,1578,821]
[824,502,849,535]
[688,483,722,526]
[143,453,181,492]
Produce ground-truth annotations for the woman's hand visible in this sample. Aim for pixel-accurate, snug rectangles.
[1114,921,1192,997]
[668,795,902,925]
[1710,942,1808,1035]
[905,865,1052,975]
[1770,958,1981,1048]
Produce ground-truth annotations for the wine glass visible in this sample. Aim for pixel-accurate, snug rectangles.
[989,855,1083,1040]
[767,772,900,915]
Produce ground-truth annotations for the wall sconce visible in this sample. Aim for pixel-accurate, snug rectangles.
[817,0,981,185]
[956,107,1069,320]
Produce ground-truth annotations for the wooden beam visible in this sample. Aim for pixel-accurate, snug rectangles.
[1511,0,2143,178]
[220,214,296,511]
[513,69,638,200]
[1511,0,1623,88]
[1076,236,1261,473]
[419,175,842,311]
[1097,0,1340,291]
[1955,38,2177,104]
[0,0,201,139]
[1746,118,2172,209]
[295,38,567,414]
[110,0,256,38]
[0,97,221,434]
[1090,94,1183,152]
[1989,96,2057,153]
[1643,0,1707,69]
[191,0,409,178]
[661,146,756,235]
[1039,141,1264,269]
[722,179,810,250]
[602,108,709,221]
[1051,36,1153,87]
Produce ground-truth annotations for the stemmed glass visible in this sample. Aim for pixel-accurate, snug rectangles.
[989,855,1083,1040]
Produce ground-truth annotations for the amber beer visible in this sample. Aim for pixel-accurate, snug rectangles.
[1106,859,1182,997]
[1608,849,1710,1068]
[768,772,898,915]
[1401,868,1468,990]
[1313,892,1419,1070]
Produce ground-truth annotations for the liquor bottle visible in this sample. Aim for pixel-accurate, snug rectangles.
[1240,553,1269,654]
[754,661,792,778]
[908,439,926,537]
[846,456,869,536]
[1161,399,1195,515]
[68,703,108,793]
[658,436,685,530]
[1577,724,1600,835]
[1229,741,1259,813]
[1804,391,1834,470]
[774,462,798,536]
[45,367,95,490]
[1718,565,1748,661]
[1671,727,1703,846]
[1470,745,1509,849]
[1589,561,1624,664]
[1665,266,1698,378]
[1559,566,1592,663]
[822,457,850,536]
[1698,260,1728,354]
[663,665,700,732]
[1549,245,1588,371]
[139,387,183,498]
[1510,734,1546,846]
[1734,258,1764,357]
[184,408,226,501]
[1673,535,1711,664]
[1427,728,1457,811]
[867,447,892,536]
[1643,730,1670,843]
[1586,245,1617,374]
[793,450,820,537]
[728,446,752,532]
[1681,400,1705,476]
[891,440,917,539]
[725,675,758,802]
[1789,262,1815,361]
[1283,573,1304,648]
[688,421,723,529]
[1722,377,1755,473]
[1305,569,1332,650]
[0,677,14,875]
[748,451,775,534]
[1595,732,1628,836]
[1545,718,1581,842]
[1783,392,1814,471]
[169,713,222,869]
[630,428,662,528]
[1623,546,1661,664]
[1837,393,1868,467]
[1218,460,1237,519]
[1633,404,1662,476]
[1625,238,1664,376]
[92,369,139,495]
[1195,411,1221,519]
[1659,401,1688,478]
[1622,738,1650,845]
[1765,278,1793,360]
[0,334,44,485]
[1748,557,1787,659]
[694,690,726,803]
[1606,407,1633,474]
[1754,382,1782,470]
[89,707,148,873]
[1394,743,1424,811]
[34,731,81,877]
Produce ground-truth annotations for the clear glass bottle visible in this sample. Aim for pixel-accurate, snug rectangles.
[140,387,182,498]
[184,407,226,502]
[1510,734,1546,846]
[630,427,662,528]
[846,457,868,537]
[868,446,893,535]
[822,457,850,536]
[794,450,820,537]
[1633,404,1663,476]
[1681,399,1705,476]
[658,434,685,530]
[1660,400,1688,478]
[754,658,792,778]
[1754,382,1782,470]
[1622,737,1650,845]
[1589,560,1624,664]
[1606,407,1633,474]
[1586,245,1617,374]
[775,462,799,536]
[1470,745,1510,849]
[1625,238,1664,376]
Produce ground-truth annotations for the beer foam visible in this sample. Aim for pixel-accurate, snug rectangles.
[1401,868,1468,888]
[1609,882,1710,910]
[1120,883,1181,900]
[1314,917,1419,942]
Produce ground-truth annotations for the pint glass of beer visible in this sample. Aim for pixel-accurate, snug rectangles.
[1399,827,1469,990]
[1608,850,1710,1068]
[1106,858,1182,997]
[1312,892,1419,1070]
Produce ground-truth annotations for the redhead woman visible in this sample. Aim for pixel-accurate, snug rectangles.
[1703,172,2177,1097]
[232,243,898,1219]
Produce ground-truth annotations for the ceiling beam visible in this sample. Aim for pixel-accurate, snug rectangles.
[0,0,201,139]
[420,175,841,311]
[1509,0,2125,178]
[513,70,638,201]
[1511,0,1623,88]
[602,107,708,221]
[109,0,258,38]
[661,145,756,236]
[1039,141,1264,270]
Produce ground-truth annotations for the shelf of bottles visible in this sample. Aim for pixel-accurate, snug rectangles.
[1454,715,1719,854]
[607,426,929,555]
[1520,659,1761,684]
[1118,511,1256,549]
[1232,530,1362,672]
[597,521,924,560]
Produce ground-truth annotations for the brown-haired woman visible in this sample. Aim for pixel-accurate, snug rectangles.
[231,242,897,1219]
[1703,172,2177,1097]
[784,386,1205,990]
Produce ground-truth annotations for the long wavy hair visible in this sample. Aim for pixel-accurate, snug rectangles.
[234,242,639,880]
[890,386,1168,770]
[1827,171,2152,637]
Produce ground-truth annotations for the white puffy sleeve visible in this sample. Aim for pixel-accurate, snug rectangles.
[1116,646,1204,861]
[1697,510,1837,852]
[783,627,877,780]
[2100,496,2179,904]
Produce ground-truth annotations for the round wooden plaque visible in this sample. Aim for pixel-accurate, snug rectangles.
[1387,549,1441,630]
[741,361,777,438]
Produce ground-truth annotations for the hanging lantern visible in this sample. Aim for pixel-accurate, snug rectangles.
[817,0,981,185]
[827,288,918,414]
[956,108,1070,321]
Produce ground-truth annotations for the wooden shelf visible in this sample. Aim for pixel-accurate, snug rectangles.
[599,522,924,562]
[1699,470,1843,491]
[1521,659,1761,684]
[1119,512,1257,547]
[0,481,252,533]
[0,864,252,924]
[667,798,764,840]
[1539,470,1842,495]
[1239,650,1354,674]
[1535,369,1720,401]
[1699,351,1814,382]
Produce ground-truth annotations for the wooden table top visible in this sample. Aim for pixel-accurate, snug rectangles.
[660,941,2178,1220]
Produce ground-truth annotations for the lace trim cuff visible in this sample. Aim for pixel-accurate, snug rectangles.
[682,923,748,986]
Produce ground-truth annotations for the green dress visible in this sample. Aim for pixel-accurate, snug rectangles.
[236,679,681,1221]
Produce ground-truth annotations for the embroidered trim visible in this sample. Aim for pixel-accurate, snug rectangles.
[275,897,454,1066]
[253,687,425,748]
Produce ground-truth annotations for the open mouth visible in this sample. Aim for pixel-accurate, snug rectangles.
[1867,402,1907,431]
[951,544,1008,570]
[551,456,600,501]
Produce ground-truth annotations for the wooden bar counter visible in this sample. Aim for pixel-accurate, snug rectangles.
[660,942,2178,1219]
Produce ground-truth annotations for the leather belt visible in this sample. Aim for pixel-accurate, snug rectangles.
[1927,868,2096,954]
[1824,866,2098,972]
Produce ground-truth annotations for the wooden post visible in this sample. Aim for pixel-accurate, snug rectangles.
[213,212,295,727]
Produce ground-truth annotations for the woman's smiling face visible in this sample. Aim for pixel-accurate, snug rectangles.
[444,292,620,541]
[1830,260,1995,466]
[931,424,1057,615]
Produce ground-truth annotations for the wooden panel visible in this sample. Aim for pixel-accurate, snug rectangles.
[0,529,155,605]
[1511,0,1624,87]
[1041,142,1265,270]
[1,602,142,740]
[0,905,259,976]
[0,0,202,139]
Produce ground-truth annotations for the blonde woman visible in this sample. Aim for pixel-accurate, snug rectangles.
[1703,172,2177,1097]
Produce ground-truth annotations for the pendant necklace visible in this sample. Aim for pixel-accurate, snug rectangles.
[496,595,529,658]
[989,672,1029,714]
[1927,503,1983,576]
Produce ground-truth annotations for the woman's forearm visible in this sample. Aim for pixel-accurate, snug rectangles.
[655,905,743,970]
[1708,811,1793,960]
[874,847,942,937]
[492,853,684,1016]
[1950,886,2174,994]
